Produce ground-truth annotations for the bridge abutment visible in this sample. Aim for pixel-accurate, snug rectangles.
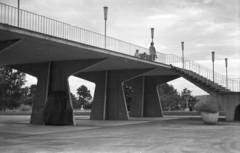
[217,93,240,121]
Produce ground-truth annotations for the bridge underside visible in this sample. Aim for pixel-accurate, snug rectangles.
[0,24,181,125]
[1,23,239,124]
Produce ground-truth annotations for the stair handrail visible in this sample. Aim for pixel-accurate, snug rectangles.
[163,54,240,92]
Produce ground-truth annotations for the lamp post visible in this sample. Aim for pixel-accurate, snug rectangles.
[18,0,20,27]
[225,58,228,88]
[212,51,215,83]
[151,28,154,43]
[181,42,184,69]
[103,7,108,49]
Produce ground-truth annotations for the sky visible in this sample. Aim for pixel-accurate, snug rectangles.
[1,0,239,96]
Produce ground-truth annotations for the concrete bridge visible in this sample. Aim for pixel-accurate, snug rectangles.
[0,3,239,124]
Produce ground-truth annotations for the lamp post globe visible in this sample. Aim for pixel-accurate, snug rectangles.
[151,28,154,43]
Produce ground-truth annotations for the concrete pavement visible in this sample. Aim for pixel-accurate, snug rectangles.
[0,115,240,153]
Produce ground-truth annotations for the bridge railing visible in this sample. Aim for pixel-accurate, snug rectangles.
[0,2,239,92]
[0,2,150,56]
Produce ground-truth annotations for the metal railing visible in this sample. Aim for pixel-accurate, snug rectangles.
[0,2,149,56]
[0,2,239,92]
[165,54,240,92]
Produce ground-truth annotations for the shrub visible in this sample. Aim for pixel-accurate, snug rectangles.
[83,102,92,109]
[18,104,32,111]
[195,101,220,113]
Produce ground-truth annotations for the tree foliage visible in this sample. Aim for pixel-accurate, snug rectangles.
[123,84,134,111]
[76,85,92,109]
[180,88,198,111]
[158,83,184,111]
[71,93,79,109]
[0,66,26,111]
[158,83,198,111]
[20,84,37,106]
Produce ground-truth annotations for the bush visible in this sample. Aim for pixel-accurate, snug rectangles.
[83,102,92,109]
[18,104,32,111]
[195,101,220,113]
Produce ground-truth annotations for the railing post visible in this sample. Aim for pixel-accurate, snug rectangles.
[212,51,215,83]
[181,42,184,69]
[225,58,228,89]
[17,0,20,27]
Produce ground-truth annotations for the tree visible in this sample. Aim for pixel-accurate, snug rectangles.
[76,85,92,109]
[21,84,37,106]
[123,84,134,111]
[29,84,37,97]
[0,66,26,111]
[158,83,184,111]
[180,88,198,111]
[158,83,176,95]
[71,93,79,109]
[158,84,199,111]
[161,94,184,111]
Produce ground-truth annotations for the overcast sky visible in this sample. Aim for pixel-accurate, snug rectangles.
[1,0,239,96]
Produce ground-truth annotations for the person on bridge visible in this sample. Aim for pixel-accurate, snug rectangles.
[149,42,157,61]
[134,49,140,58]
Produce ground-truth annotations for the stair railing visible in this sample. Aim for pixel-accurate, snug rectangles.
[163,54,240,92]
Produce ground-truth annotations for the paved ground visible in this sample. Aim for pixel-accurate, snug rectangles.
[0,115,239,153]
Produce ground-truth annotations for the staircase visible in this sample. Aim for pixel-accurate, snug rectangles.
[170,65,232,93]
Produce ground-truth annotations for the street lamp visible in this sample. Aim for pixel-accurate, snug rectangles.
[225,58,228,88]
[103,6,108,49]
[18,0,20,27]
[212,51,215,83]
[151,28,154,43]
[181,42,184,69]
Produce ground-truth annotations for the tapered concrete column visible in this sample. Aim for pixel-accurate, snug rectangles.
[126,76,145,117]
[106,69,153,120]
[76,69,153,120]
[47,59,106,125]
[144,76,163,117]
[11,59,106,125]
[126,75,179,117]
[216,93,240,121]
[75,71,107,120]
[11,62,50,124]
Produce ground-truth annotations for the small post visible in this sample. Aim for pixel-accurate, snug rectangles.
[225,58,228,88]
[103,7,108,49]
[212,51,215,83]
[181,42,184,69]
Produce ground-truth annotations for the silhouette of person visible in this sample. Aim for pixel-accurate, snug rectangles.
[134,49,140,58]
[149,42,157,61]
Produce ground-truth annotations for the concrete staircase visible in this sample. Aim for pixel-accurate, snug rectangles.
[170,65,231,94]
